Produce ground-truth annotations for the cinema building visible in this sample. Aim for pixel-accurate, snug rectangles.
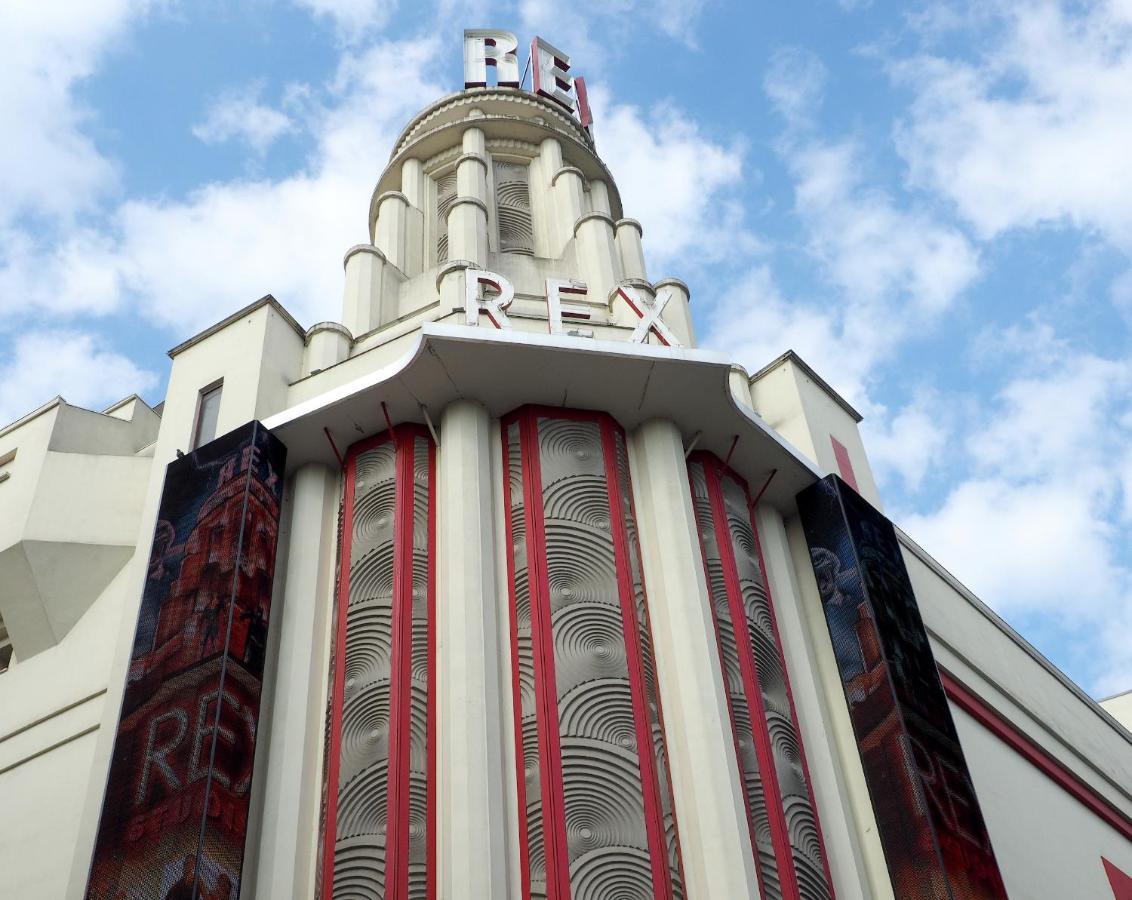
[1,31,1131,900]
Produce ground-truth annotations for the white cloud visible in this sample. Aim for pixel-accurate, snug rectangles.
[0,1,150,227]
[701,264,869,400]
[2,37,447,332]
[790,140,980,316]
[588,85,753,272]
[700,131,979,413]
[901,477,1124,618]
[292,0,394,42]
[519,0,711,60]
[864,390,951,492]
[192,83,296,155]
[898,333,1132,693]
[764,47,827,128]
[0,331,158,426]
[894,0,1132,249]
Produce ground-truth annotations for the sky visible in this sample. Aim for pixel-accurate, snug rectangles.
[3,0,1132,699]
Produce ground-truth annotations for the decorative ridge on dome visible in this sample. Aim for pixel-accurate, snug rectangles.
[390,87,592,160]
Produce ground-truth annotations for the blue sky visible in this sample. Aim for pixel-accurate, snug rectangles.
[3,0,1132,699]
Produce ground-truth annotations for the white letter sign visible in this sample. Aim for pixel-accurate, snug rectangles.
[545,278,591,336]
[616,284,682,347]
[464,29,520,88]
[531,36,574,110]
[464,268,515,328]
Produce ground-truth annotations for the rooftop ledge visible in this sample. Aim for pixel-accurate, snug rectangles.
[262,322,823,515]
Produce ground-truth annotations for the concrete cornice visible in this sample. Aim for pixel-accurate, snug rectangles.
[654,277,690,299]
[614,217,643,236]
[343,244,387,268]
[0,396,64,440]
[750,349,863,423]
[166,294,306,359]
[572,212,615,237]
[551,165,585,187]
[391,88,592,160]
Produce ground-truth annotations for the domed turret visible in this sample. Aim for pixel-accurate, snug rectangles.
[341,82,693,353]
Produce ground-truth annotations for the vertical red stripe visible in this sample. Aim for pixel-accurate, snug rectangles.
[686,456,770,900]
[501,419,534,900]
[704,458,802,900]
[600,419,672,900]
[747,490,837,898]
[385,432,414,899]
[426,437,437,900]
[321,441,359,900]
[521,411,572,900]
[620,432,688,896]
[830,436,859,492]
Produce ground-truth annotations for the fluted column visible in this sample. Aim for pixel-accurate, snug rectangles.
[303,321,351,377]
[435,400,510,898]
[655,277,695,346]
[252,464,341,900]
[342,243,389,336]
[627,418,761,899]
[438,128,490,317]
[450,127,489,265]
[374,190,411,273]
[615,218,647,281]
[573,178,620,304]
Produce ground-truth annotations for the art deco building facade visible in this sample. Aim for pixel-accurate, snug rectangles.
[1,32,1131,900]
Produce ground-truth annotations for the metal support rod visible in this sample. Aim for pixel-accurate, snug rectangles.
[323,427,345,471]
[723,434,740,467]
[750,468,778,509]
[520,51,532,91]
[381,401,397,446]
[683,431,702,459]
[421,404,441,447]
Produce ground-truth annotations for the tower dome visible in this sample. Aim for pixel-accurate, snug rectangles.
[341,83,693,354]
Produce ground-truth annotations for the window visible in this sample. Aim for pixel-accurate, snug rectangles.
[192,383,222,449]
[0,614,12,673]
[0,448,15,485]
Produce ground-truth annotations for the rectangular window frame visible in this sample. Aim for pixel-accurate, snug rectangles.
[190,380,224,450]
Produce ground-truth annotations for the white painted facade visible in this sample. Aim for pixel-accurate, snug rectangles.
[1,73,1130,900]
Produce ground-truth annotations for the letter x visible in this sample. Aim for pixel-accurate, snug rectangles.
[616,284,681,347]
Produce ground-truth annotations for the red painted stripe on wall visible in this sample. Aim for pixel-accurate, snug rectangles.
[941,670,1132,845]
[829,436,858,491]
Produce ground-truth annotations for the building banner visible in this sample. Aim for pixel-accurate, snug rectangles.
[797,474,1008,900]
[84,421,286,900]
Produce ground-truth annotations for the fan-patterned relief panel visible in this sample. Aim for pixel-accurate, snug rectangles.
[322,428,435,900]
[435,170,457,264]
[502,408,685,900]
[493,160,534,255]
[688,453,835,900]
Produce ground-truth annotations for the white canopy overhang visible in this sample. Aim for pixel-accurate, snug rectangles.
[263,323,823,514]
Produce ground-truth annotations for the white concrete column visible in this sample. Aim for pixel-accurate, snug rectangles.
[303,321,352,378]
[399,159,426,277]
[342,243,388,336]
[615,217,647,281]
[574,209,620,304]
[436,400,510,899]
[448,127,489,266]
[627,418,761,899]
[253,463,342,900]
[374,190,411,272]
[757,504,888,900]
[655,277,695,347]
